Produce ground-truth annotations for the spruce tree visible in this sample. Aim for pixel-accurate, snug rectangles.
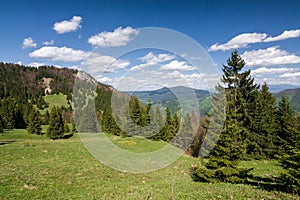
[143,100,152,126]
[27,109,42,135]
[277,96,300,193]
[47,106,65,139]
[44,110,50,125]
[250,83,277,158]
[150,105,164,140]
[173,113,193,150]
[163,107,173,142]
[64,121,70,133]
[71,120,77,134]
[191,51,254,184]
[212,50,258,159]
[129,96,143,126]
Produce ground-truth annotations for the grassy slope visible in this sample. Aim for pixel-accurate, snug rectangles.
[0,130,299,200]
[39,94,69,115]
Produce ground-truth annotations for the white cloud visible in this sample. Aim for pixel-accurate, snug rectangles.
[138,52,175,63]
[29,46,87,62]
[251,67,297,75]
[68,65,79,70]
[96,76,113,83]
[208,33,267,52]
[160,60,195,71]
[81,53,130,73]
[22,37,37,49]
[241,46,300,67]
[209,29,300,52]
[88,26,139,47]
[264,29,300,42]
[17,61,22,65]
[53,16,82,34]
[29,45,129,73]
[43,40,54,45]
[280,72,300,78]
[131,52,175,71]
[131,62,154,71]
[28,62,45,67]
[181,53,202,60]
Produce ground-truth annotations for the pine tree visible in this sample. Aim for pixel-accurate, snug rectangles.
[277,96,300,193]
[46,106,65,139]
[102,108,122,136]
[173,113,193,150]
[27,109,42,135]
[162,107,173,142]
[129,96,143,126]
[71,119,77,134]
[191,51,254,184]
[212,50,258,160]
[150,105,164,140]
[250,83,277,158]
[143,100,152,126]
[44,110,50,125]
[64,121,70,133]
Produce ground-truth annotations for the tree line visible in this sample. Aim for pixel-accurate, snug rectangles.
[191,51,300,194]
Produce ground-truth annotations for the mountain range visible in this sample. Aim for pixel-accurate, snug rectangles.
[125,85,300,114]
[0,62,299,114]
[125,86,211,114]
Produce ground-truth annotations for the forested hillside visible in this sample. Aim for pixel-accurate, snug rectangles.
[125,86,211,114]
[274,88,300,112]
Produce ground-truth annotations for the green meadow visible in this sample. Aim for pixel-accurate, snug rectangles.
[0,129,298,199]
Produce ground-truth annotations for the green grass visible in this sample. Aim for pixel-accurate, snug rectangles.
[39,94,69,114]
[108,135,167,153]
[0,130,299,199]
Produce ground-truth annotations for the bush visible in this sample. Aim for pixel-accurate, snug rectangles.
[191,158,253,184]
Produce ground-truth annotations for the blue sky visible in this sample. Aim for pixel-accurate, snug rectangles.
[1,0,299,91]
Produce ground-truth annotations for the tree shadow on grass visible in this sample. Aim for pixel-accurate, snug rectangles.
[0,140,16,146]
[62,133,74,139]
[246,175,286,193]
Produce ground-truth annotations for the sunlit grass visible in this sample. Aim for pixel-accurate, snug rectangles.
[39,93,69,115]
[0,130,298,199]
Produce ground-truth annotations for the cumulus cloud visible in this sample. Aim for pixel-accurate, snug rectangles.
[53,16,82,34]
[28,62,45,67]
[22,37,37,49]
[251,67,297,75]
[264,29,300,42]
[160,60,195,71]
[29,45,129,73]
[131,52,175,71]
[88,26,139,47]
[95,76,113,83]
[81,53,130,73]
[241,46,300,67]
[43,40,54,45]
[208,33,267,52]
[29,46,87,62]
[209,29,300,52]
[138,52,175,63]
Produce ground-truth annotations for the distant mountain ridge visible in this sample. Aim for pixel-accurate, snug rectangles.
[274,87,300,112]
[124,86,211,114]
[125,85,300,114]
[268,84,300,93]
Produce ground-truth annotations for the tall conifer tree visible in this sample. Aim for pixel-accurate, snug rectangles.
[47,106,65,139]
[27,109,42,135]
